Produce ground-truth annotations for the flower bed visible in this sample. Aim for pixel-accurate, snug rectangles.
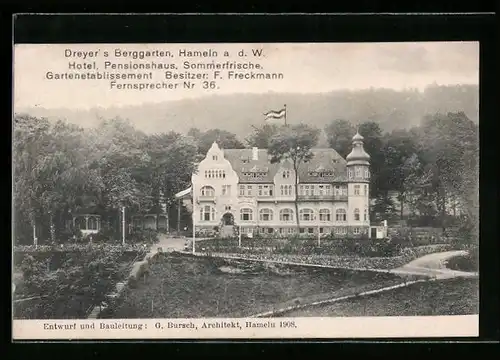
[194,237,452,258]
[199,244,453,270]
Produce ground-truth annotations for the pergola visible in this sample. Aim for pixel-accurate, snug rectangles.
[72,213,101,235]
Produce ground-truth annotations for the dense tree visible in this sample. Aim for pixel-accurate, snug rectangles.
[268,124,320,230]
[245,123,282,148]
[358,121,387,199]
[189,128,245,154]
[382,130,419,219]
[324,119,356,158]
[417,112,479,239]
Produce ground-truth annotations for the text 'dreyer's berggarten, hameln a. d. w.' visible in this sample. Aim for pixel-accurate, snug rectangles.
[44,47,285,92]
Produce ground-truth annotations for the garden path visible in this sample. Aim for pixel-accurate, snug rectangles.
[151,234,186,253]
[390,250,478,279]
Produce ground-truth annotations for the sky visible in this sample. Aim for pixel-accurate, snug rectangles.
[14,42,479,110]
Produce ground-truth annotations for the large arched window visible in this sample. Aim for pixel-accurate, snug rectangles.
[299,209,314,221]
[259,208,273,221]
[279,208,294,221]
[319,209,331,222]
[200,186,215,197]
[336,208,347,222]
[240,208,253,221]
[354,208,360,221]
[200,205,215,221]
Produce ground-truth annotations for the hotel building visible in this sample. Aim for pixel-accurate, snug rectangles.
[183,132,371,238]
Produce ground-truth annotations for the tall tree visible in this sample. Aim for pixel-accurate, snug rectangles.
[324,119,356,157]
[195,129,245,154]
[359,121,387,198]
[382,129,419,219]
[268,124,320,231]
[13,115,52,244]
[245,123,282,148]
[144,132,198,231]
[418,112,479,239]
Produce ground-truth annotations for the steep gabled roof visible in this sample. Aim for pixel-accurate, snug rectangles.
[223,148,347,183]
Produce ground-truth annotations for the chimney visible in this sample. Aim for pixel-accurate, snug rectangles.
[252,147,259,161]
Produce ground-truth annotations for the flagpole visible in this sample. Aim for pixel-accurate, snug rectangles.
[284,104,287,126]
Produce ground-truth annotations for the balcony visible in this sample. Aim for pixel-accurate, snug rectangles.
[297,194,348,201]
[197,195,216,203]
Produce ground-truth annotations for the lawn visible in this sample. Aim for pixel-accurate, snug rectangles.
[103,253,408,319]
[282,277,479,317]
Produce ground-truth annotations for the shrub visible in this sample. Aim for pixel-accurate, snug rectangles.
[128,229,160,244]
[58,228,84,243]
[446,247,478,272]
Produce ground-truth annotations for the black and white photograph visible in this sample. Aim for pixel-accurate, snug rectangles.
[12,41,479,339]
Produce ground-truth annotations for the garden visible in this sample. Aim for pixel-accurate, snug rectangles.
[102,253,411,319]
[13,243,149,319]
[192,234,455,270]
[282,277,479,317]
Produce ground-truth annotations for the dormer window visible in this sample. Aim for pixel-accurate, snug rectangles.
[282,170,291,179]
[212,155,218,161]
[308,170,334,177]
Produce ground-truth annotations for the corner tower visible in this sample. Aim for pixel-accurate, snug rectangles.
[346,131,371,235]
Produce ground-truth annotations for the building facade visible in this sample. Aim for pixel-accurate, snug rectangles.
[188,132,371,238]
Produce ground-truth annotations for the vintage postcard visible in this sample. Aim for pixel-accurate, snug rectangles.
[12,42,479,340]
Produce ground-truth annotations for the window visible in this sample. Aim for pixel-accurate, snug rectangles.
[205,169,225,178]
[325,185,332,195]
[200,186,215,197]
[336,209,347,222]
[364,168,370,178]
[299,209,314,221]
[225,205,231,211]
[240,208,253,221]
[259,208,273,221]
[364,208,368,221]
[334,185,341,195]
[283,170,290,178]
[354,208,360,221]
[200,205,215,221]
[287,228,295,234]
[246,185,253,196]
[364,185,368,196]
[88,217,98,230]
[212,155,218,161]
[353,227,360,235]
[222,185,231,196]
[258,185,273,197]
[239,185,245,196]
[355,167,361,178]
[280,185,292,196]
[354,185,360,195]
[280,208,294,221]
[335,227,347,234]
[319,209,331,221]
[308,228,314,234]
[348,169,353,179]
[318,185,324,195]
